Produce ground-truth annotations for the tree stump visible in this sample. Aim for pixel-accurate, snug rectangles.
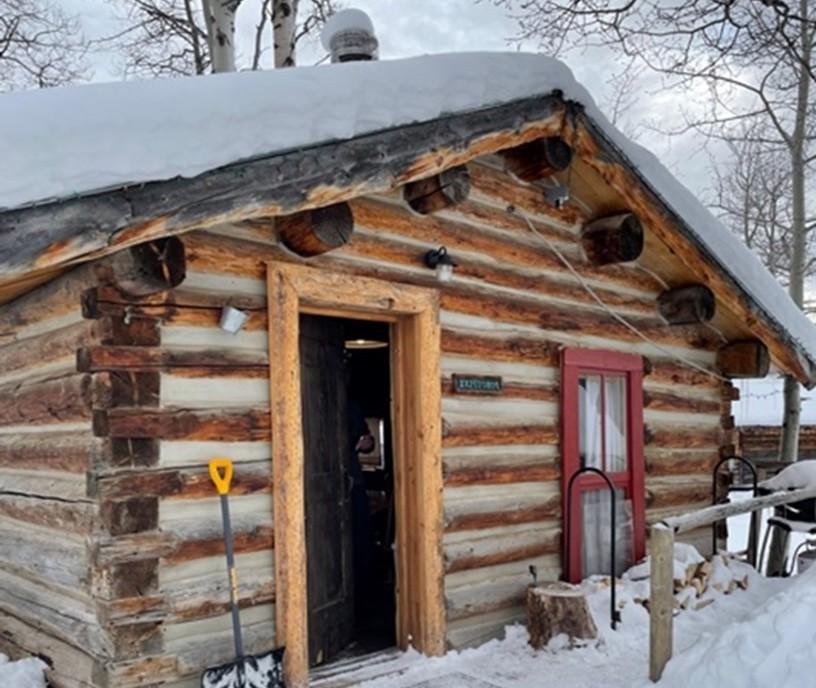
[527,583,598,649]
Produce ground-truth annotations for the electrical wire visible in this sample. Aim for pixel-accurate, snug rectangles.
[513,207,729,383]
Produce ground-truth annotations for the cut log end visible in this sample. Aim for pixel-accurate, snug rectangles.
[278,202,355,257]
[403,165,471,214]
[581,212,643,265]
[658,284,716,325]
[501,137,574,183]
[104,237,186,297]
[527,583,598,649]
[717,339,770,378]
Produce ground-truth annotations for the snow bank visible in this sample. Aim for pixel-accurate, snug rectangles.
[759,460,816,491]
[0,654,48,688]
[656,563,816,688]
[2,52,815,363]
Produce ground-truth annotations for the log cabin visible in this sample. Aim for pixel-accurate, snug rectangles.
[1,52,816,688]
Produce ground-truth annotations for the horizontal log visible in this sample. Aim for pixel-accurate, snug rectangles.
[646,482,712,510]
[647,360,722,388]
[95,463,271,500]
[0,373,111,427]
[351,197,658,292]
[467,161,587,226]
[445,501,561,533]
[0,93,567,281]
[95,408,271,441]
[0,320,109,382]
[441,330,559,366]
[663,484,816,535]
[0,433,104,472]
[166,523,274,565]
[78,346,268,372]
[0,494,96,534]
[446,539,557,575]
[443,424,558,448]
[444,463,558,487]
[403,165,471,214]
[642,389,720,415]
[0,525,89,590]
[644,425,723,449]
[644,452,719,477]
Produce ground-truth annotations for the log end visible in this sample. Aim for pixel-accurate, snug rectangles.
[278,202,355,257]
[403,165,471,214]
[502,137,574,183]
[581,212,643,265]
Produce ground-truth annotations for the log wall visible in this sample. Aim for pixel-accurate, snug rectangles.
[0,156,735,686]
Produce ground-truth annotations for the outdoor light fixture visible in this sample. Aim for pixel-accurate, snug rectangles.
[219,305,249,334]
[425,246,456,282]
[344,338,389,350]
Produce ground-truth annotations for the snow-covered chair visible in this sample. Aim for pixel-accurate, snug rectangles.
[757,461,816,575]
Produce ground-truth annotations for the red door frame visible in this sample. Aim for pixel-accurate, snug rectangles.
[561,348,646,583]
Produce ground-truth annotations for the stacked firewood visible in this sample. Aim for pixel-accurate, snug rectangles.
[634,554,749,613]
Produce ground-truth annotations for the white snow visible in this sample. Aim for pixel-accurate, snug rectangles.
[759,460,816,491]
[2,52,815,364]
[324,544,814,688]
[325,548,811,688]
[0,654,48,688]
[321,8,376,49]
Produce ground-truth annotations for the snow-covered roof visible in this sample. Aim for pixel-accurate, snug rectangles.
[2,52,816,371]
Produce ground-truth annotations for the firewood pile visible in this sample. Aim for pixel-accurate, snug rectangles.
[629,553,749,612]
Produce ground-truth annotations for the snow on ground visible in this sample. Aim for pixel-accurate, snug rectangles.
[2,52,816,364]
[0,654,48,688]
[330,547,805,688]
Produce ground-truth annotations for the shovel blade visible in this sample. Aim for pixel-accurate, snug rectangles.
[201,648,286,688]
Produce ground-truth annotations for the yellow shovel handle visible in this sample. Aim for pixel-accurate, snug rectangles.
[209,458,234,495]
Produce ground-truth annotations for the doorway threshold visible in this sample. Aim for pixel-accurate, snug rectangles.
[310,647,412,687]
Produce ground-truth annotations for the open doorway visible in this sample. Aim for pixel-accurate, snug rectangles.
[299,314,396,667]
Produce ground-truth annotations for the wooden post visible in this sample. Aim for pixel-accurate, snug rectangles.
[501,137,573,183]
[657,285,715,324]
[277,202,354,257]
[581,213,644,265]
[649,524,674,682]
[403,165,470,214]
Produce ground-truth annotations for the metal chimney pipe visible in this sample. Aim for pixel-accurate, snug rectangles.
[321,9,379,63]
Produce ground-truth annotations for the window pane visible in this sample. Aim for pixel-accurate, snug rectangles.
[578,375,602,469]
[605,376,628,472]
[581,489,633,578]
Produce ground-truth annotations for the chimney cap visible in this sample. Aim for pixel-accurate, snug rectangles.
[321,9,376,50]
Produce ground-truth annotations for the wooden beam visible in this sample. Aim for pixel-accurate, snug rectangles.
[657,284,715,325]
[716,339,770,378]
[403,165,471,214]
[649,524,674,682]
[581,212,644,265]
[277,202,354,257]
[501,136,573,183]
[0,95,566,285]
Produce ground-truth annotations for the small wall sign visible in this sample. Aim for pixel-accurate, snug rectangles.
[452,374,503,395]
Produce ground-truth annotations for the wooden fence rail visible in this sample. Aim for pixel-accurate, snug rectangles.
[649,485,816,681]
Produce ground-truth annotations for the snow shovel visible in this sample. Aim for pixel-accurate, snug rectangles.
[202,458,286,688]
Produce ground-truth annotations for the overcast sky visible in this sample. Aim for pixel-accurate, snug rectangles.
[65,0,712,197]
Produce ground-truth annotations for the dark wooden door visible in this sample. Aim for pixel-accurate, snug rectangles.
[299,315,355,666]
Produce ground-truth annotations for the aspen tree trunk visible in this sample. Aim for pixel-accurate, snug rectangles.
[767,0,812,576]
[202,0,242,72]
[273,0,299,67]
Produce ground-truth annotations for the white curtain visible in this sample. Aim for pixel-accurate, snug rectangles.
[579,375,602,469]
[581,489,633,578]
[605,376,628,473]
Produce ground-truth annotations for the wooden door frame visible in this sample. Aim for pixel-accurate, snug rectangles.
[266,263,445,687]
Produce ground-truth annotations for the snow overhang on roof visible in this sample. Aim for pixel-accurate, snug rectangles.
[1,52,815,384]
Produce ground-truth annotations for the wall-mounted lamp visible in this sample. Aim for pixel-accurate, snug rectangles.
[219,305,249,334]
[424,246,456,283]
